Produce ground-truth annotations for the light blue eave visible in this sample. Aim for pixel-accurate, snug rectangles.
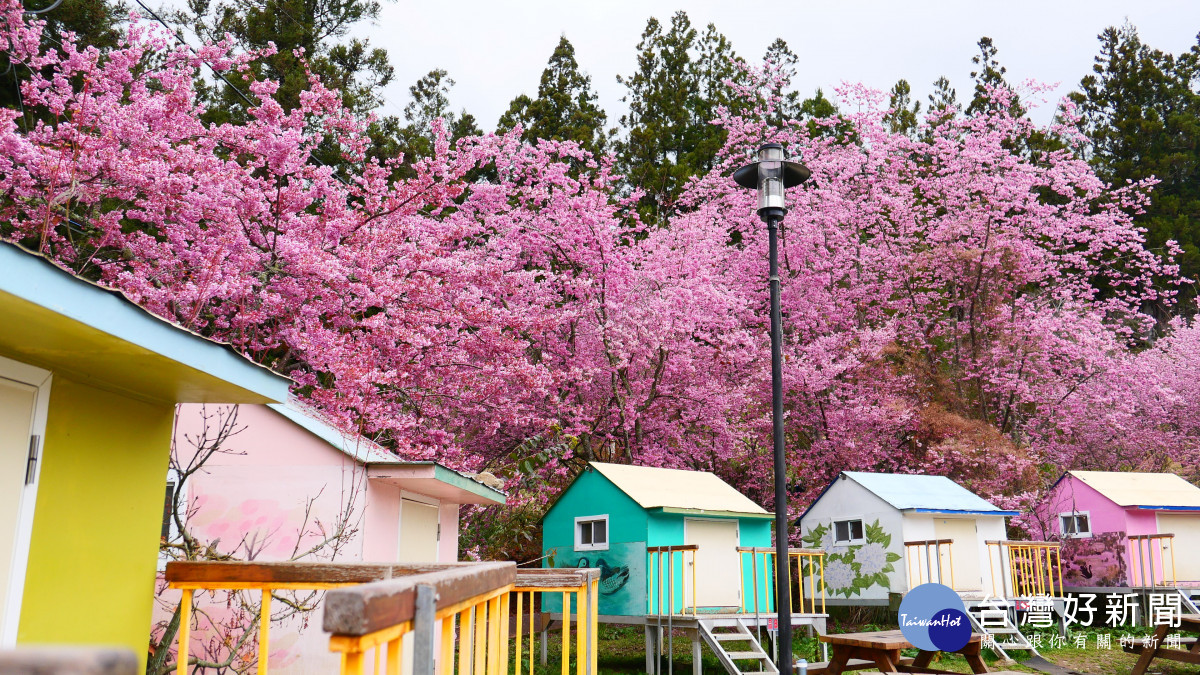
[268,402,396,464]
[843,471,1010,514]
[267,402,506,504]
[0,243,289,404]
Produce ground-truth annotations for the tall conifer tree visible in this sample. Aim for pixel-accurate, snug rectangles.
[498,36,609,156]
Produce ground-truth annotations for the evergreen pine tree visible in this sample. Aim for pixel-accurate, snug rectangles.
[497,36,609,156]
[884,79,921,135]
[178,0,394,119]
[616,12,742,223]
[394,69,481,166]
[967,37,1024,117]
[1070,24,1200,298]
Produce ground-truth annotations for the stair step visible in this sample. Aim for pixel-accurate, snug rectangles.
[713,633,753,641]
[726,651,768,660]
[983,628,1019,634]
[996,643,1031,649]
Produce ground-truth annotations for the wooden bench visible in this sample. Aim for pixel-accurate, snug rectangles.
[1126,614,1200,675]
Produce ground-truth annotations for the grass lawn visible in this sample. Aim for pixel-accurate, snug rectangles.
[512,625,1197,675]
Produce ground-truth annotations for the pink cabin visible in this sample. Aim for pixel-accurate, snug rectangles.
[157,401,505,673]
[1033,471,1200,592]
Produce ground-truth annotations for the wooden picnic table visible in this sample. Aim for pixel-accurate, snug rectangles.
[1124,613,1200,675]
[814,630,989,675]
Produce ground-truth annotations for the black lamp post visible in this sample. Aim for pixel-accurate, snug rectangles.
[733,142,811,671]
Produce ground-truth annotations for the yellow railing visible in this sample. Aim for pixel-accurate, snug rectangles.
[985,540,1064,598]
[165,561,599,675]
[646,544,698,616]
[511,568,599,675]
[1128,533,1178,588]
[737,547,826,615]
[904,539,955,590]
[323,562,517,675]
[166,560,399,675]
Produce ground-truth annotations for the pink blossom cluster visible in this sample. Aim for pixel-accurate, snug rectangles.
[2,3,1197,542]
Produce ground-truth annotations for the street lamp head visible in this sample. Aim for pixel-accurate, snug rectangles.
[732,142,811,215]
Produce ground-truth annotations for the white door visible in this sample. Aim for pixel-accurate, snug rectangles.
[684,518,740,609]
[933,518,982,591]
[0,357,50,646]
[1157,514,1200,582]
[397,499,439,563]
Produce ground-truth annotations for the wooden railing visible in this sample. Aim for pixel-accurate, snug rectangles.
[985,540,1064,598]
[737,547,826,615]
[646,544,698,616]
[1128,533,1178,588]
[904,539,955,590]
[323,562,516,675]
[165,561,599,675]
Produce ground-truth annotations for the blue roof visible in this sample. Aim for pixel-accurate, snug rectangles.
[0,242,290,403]
[842,471,1017,516]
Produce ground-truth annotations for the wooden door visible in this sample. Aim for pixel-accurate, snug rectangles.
[397,499,439,563]
[0,377,37,640]
[1157,514,1200,582]
[684,518,740,609]
[933,518,982,591]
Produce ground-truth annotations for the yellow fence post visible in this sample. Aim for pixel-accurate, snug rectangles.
[501,594,510,675]
[343,651,366,675]
[473,601,486,675]
[515,593,523,675]
[561,592,570,675]
[490,596,502,675]
[459,607,473,675]
[591,578,599,675]
[386,636,401,675]
[259,588,272,675]
[176,589,193,675]
[441,614,455,675]
[575,590,584,675]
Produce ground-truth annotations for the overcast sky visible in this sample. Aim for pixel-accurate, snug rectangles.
[355,0,1200,129]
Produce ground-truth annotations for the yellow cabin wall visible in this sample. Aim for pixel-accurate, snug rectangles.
[18,375,172,671]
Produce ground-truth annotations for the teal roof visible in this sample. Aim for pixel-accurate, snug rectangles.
[841,471,1016,516]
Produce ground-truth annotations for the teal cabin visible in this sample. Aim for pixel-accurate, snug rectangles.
[542,462,780,617]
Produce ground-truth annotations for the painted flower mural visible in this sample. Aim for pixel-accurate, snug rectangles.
[856,542,889,576]
[802,520,902,598]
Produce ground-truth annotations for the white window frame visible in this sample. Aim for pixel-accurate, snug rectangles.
[574,514,609,551]
[0,355,52,648]
[1059,511,1092,539]
[833,518,866,545]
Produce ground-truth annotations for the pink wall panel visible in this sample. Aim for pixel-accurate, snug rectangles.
[438,503,460,562]
[362,481,401,561]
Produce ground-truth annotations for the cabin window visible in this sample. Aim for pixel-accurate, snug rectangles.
[1059,512,1091,538]
[161,481,175,541]
[575,515,609,551]
[833,519,865,544]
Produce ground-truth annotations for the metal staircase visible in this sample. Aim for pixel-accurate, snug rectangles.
[968,600,1039,662]
[698,618,780,675]
[1173,587,1200,615]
